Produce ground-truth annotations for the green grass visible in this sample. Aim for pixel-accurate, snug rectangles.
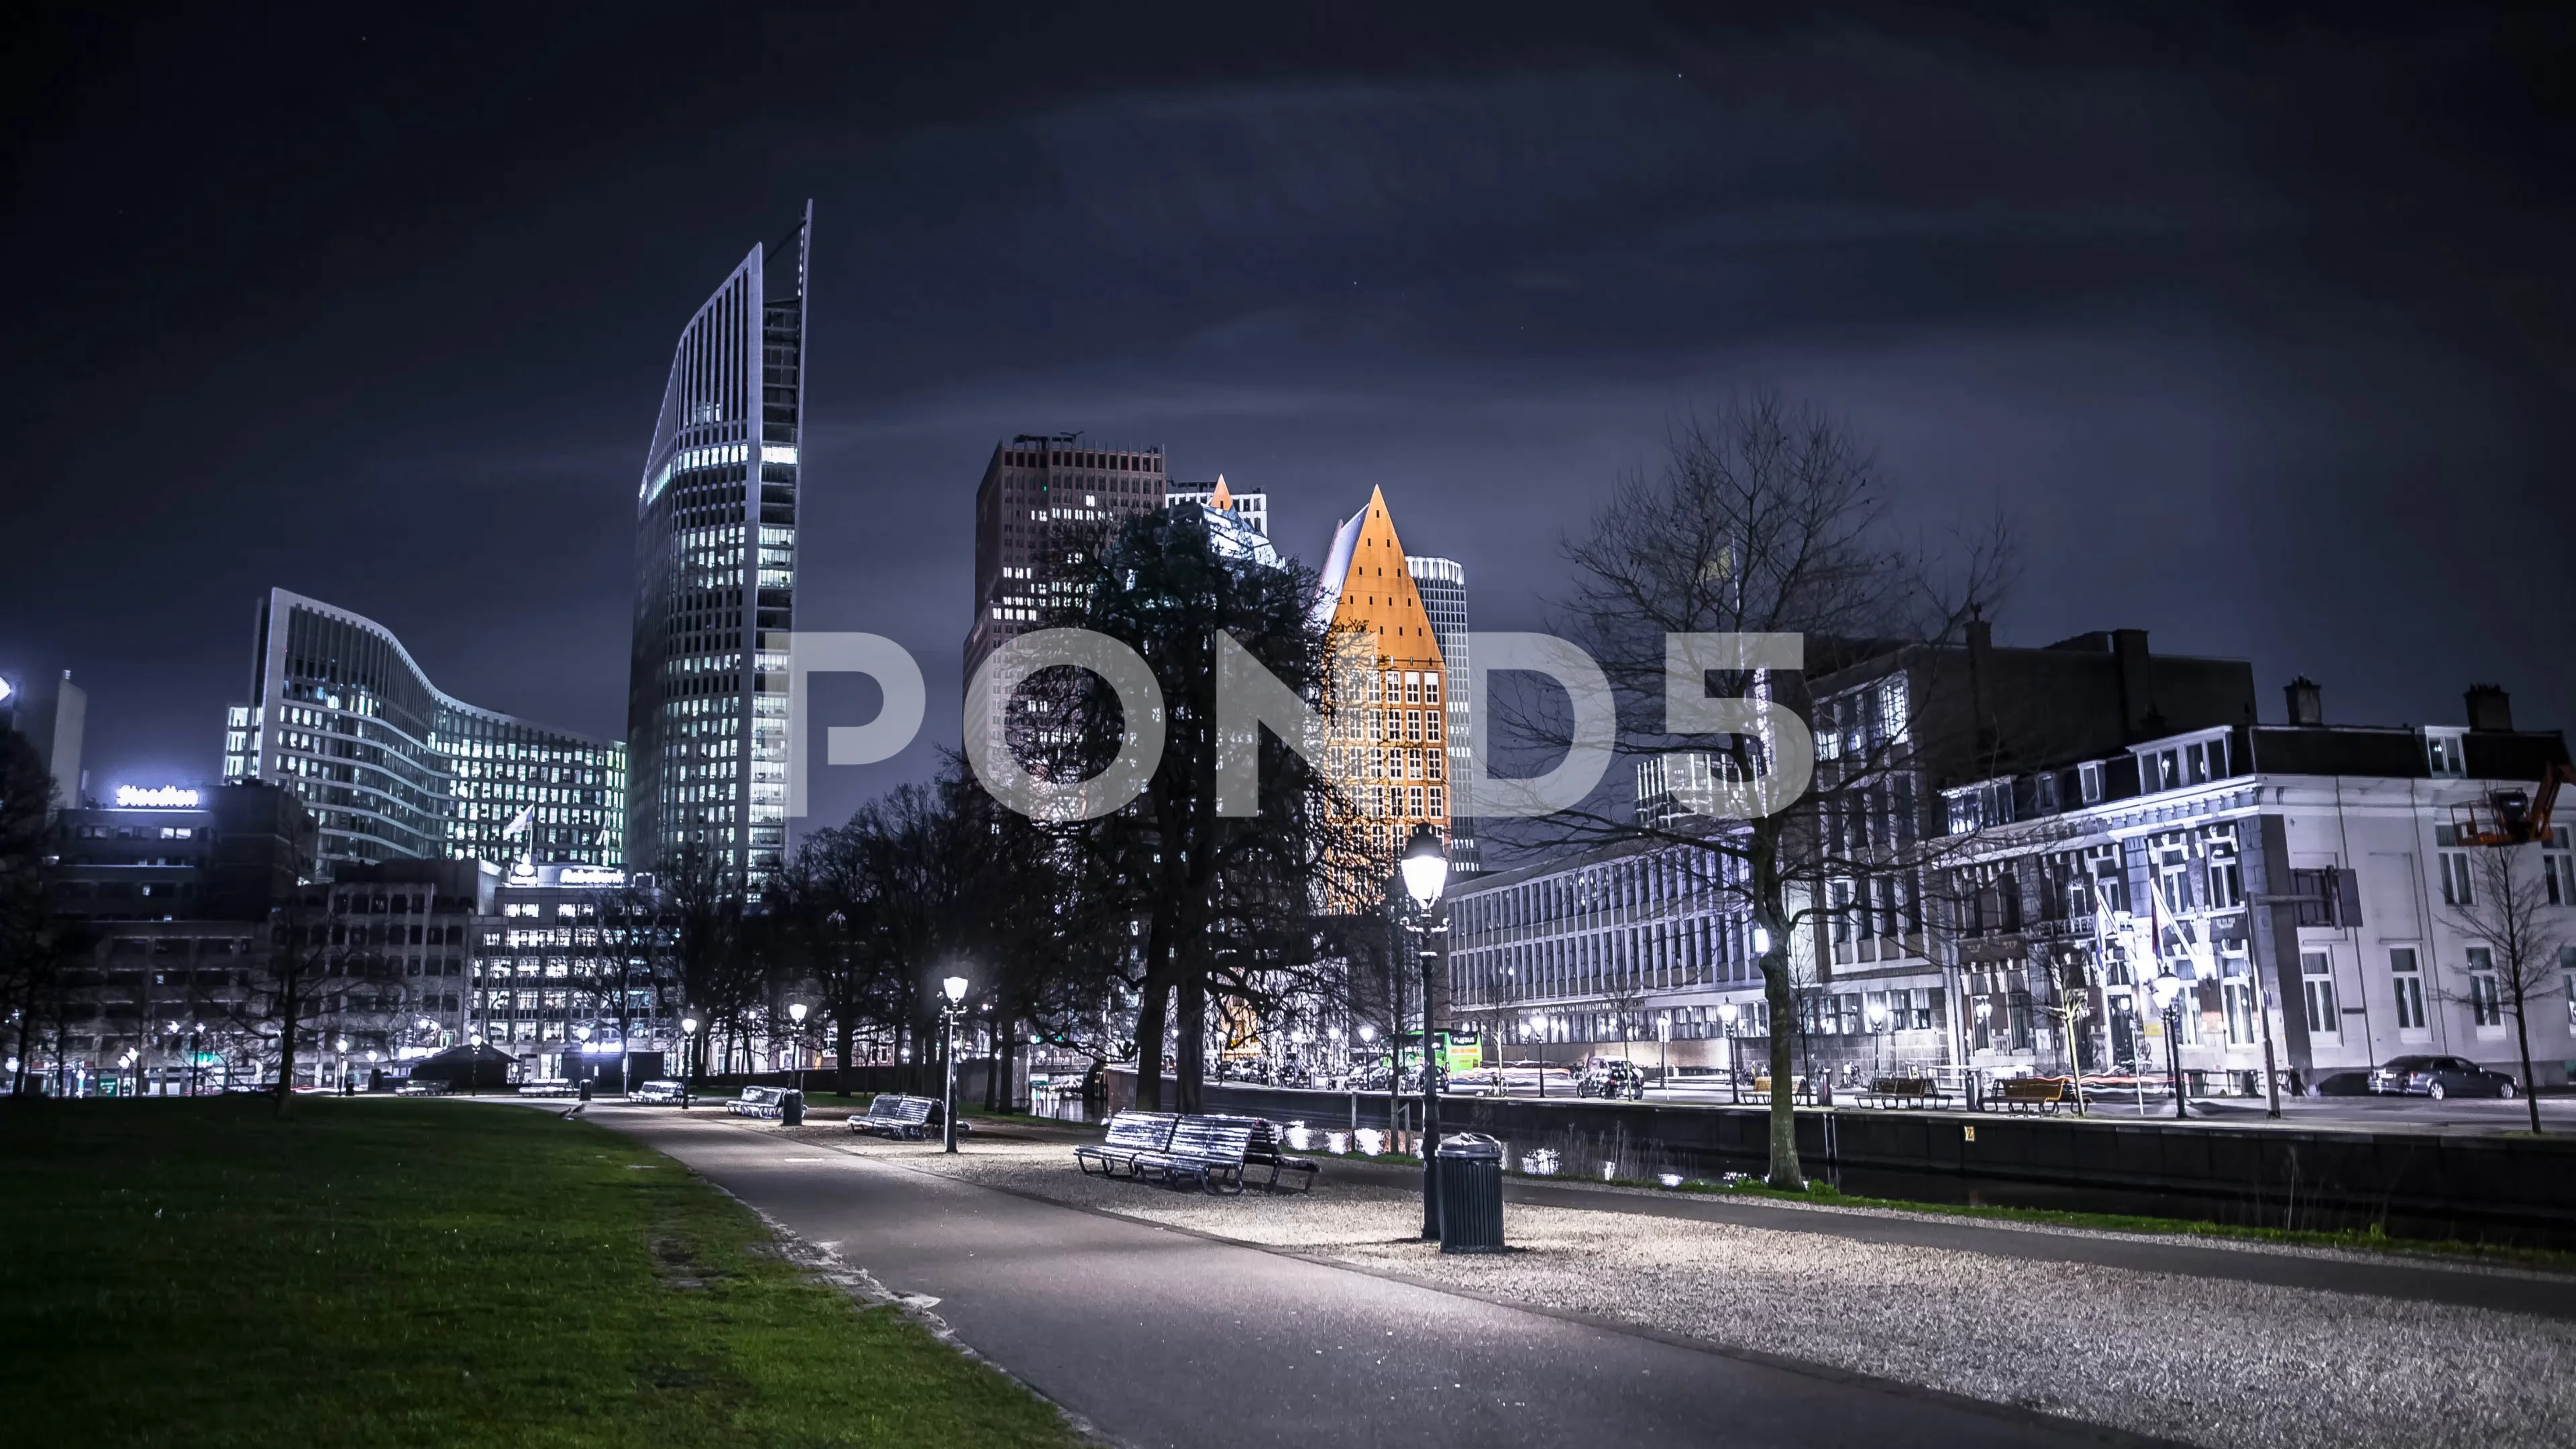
[0,1097,1083,1448]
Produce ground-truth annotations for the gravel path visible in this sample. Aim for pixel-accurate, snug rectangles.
[851,1138,2576,1449]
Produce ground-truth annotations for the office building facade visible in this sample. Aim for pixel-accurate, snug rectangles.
[221,589,624,872]
[1404,555,1478,877]
[628,204,812,889]
[1313,487,1450,879]
[965,433,1168,684]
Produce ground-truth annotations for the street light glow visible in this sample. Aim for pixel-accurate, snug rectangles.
[942,975,969,1004]
[1399,823,1449,908]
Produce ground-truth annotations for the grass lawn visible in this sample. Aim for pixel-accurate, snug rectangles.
[0,1096,1083,1448]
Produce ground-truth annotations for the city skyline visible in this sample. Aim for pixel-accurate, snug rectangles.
[6,7,2573,852]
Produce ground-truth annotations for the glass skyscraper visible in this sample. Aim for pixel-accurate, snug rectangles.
[627,204,811,888]
[221,588,625,871]
[1405,554,1479,875]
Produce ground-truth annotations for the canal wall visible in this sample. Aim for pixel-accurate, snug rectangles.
[1112,1073,2576,1234]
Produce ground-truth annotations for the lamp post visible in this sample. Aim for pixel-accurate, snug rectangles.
[1866,1004,1887,1079]
[2150,971,2188,1120]
[336,1036,350,1095]
[574,1024,592,1090]
[1399,823,1450,1242]
[941,975,969,1153]
[1656,1013,1670,1097]
[788,1002,808,1095]
[681,1017,700,1108]
[1717,1002,1741,1103]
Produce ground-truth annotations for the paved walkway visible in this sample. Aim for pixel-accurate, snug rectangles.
[600,1106,2172,1449]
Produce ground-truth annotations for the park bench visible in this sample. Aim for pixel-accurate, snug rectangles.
[1073,1111,1178,1177]
[1134,1116,1256,1195]
[727,1085,788,1119]
[1996,1076,2077,1113]
[1209,1114,1319,1193]
[1864,1077,1939,1108]
[849,1093,959,1140]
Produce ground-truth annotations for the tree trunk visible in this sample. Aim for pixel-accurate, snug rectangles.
[1132,976,1170,1112]
[1177,972,1206,1115]
[2516,1001,2542,1134]
[1760,952,1803,1190]
[835,1016,854,1097]
[274,993,300,1121]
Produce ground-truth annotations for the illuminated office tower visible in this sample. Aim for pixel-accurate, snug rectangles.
[627,204,812,889]
[1404,555,1478,877]
[220,588,624,870]
[965,433,1167,685]
[1312,487,1450,903]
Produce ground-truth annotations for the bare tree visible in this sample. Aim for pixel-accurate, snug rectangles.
[2442,844,2572,1133]
[1515,391,2010,1187]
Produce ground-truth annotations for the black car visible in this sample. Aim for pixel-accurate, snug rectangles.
[2367,1055,2520,1100]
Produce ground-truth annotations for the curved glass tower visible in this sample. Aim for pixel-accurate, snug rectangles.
[628,204,810,889]
[221,588,625,869]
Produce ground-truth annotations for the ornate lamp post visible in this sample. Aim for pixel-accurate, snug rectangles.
[680,1017,700,1108]
[2150,971,2188,1120]
[788,1002,808,1095]
[941,975,969,1153]
[1718,1002,1741,1104]
[1399,824,1451,1242]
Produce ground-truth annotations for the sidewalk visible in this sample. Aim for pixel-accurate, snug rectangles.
[705,1109,2576,1449]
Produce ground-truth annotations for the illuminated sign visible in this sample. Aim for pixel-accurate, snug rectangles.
[115,786,201,809]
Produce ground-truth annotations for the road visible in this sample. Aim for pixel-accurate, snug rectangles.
[598,1106,2174,1449]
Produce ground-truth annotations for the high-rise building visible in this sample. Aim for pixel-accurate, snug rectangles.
[221,588,625,871]
[1313,487,1450,892]
[965,433,1167,684]
[627,205,812,889]
[1404,555,1479,877]
[1168,476,1267,537]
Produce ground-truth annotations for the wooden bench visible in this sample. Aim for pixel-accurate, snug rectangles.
[1208,1114,1319,1193]
[1132,1116,1256,1195]
[849,1093,957,1140]
[1864,1077,1939,1108]
[1996,1076,2077,1113]
[1073,1111,1177,1177]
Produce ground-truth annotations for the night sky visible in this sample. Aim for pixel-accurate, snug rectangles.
[5,4,2571,835]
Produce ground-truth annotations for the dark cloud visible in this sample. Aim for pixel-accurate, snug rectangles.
[3,3,2569,827]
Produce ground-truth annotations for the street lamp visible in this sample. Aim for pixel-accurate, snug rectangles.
[682,1017,700,1107]
[2149,971,2188,1120]
[1399,822,1450,1242]
[788,1002,809,1095]
[336,1036,350,1094]
[574,1023,592,1091]
[1718,1002,1741,1104]
[941,975,970,1153]
[1866,1003,1887,1077]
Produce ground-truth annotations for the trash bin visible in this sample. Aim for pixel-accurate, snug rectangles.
[781,1090,806,1127]
[1434,1132,1507,1254]
[578,1077,593,1103]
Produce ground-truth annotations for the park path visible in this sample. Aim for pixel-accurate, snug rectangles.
[601,1106,2169,1449]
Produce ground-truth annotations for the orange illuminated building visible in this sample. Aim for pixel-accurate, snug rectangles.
[1313,486,1450,893]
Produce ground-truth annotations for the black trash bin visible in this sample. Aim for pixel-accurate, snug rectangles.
[781,1090,806,1127]
[1434,1133,1507,1254]
[578,1077,593,1103]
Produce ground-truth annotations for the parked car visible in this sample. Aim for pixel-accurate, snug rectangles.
[628,1079,688,1104]
[2306,1070,2376,1097]
[2368,1055,2520,1099]
[517,1080,577,1097]
[1578,1059,1648,1100]
[727,1085,790,1118]
[394,1079,447,1097]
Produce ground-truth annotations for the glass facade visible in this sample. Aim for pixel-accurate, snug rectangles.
[221,590,625,871]
[629,203,810,888]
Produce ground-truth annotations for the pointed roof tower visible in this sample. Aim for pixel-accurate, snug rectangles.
[1318,486,1444,672]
